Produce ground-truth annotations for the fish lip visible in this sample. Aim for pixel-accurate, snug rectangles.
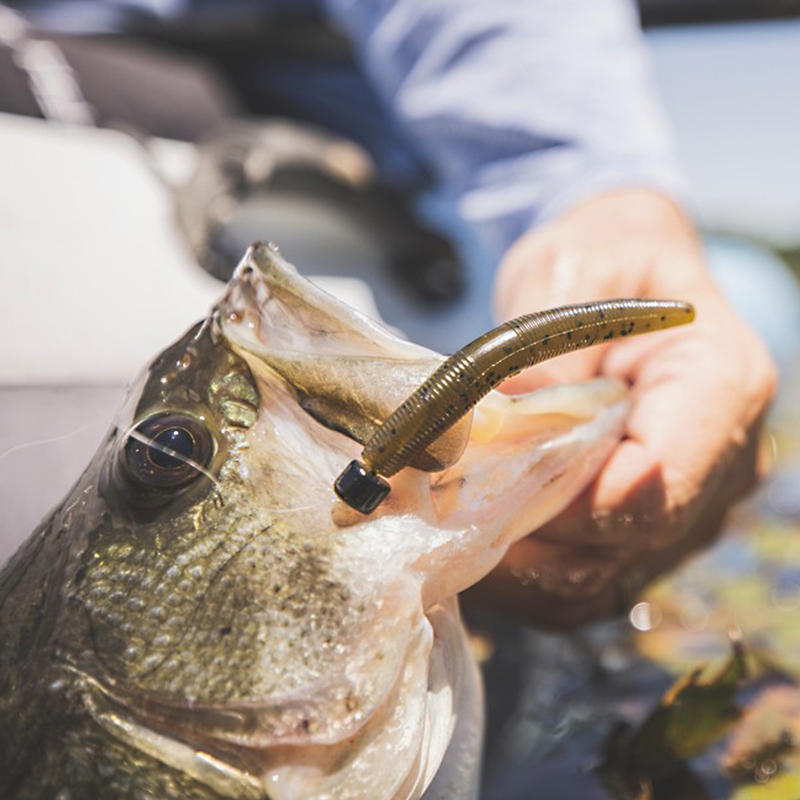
[214,242,434,361]
[213,242,308,345]
[212,247,267,347]
[67,661,375,750]
[61,614,415,752]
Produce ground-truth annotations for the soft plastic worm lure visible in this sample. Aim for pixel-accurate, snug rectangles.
[334,298,695,514]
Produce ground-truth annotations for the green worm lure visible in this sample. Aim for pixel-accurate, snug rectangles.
[334,298,695,514]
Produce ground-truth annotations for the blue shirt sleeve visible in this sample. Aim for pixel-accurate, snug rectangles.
[321,0,688,258]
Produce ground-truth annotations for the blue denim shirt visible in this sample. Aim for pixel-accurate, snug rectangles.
[11,0,686,259]
[322,0,686,257]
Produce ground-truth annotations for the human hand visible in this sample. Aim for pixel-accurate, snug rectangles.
[465,189,778,629]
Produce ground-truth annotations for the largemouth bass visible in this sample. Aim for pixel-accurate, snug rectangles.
[0,244,632,799]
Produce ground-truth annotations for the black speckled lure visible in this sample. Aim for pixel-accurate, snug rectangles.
[334,298,695,514]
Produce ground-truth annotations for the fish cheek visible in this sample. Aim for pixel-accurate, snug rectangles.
[67,490,231,683]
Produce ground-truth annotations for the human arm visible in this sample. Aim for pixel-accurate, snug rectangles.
[321,0,686,260]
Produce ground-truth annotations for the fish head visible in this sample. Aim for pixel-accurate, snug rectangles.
[53,243,629,799]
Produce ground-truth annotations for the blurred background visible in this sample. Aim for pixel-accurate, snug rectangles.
[1,0,799,558]
[1,2,800,796]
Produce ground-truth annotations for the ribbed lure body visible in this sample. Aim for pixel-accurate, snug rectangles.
[335,299,694,513]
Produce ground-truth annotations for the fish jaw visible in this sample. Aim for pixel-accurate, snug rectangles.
[213,243,628,704]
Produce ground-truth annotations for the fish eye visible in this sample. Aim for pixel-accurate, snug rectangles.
[124,413,213,489]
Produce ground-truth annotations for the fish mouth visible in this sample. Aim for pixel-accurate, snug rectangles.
[212,242,468,465]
